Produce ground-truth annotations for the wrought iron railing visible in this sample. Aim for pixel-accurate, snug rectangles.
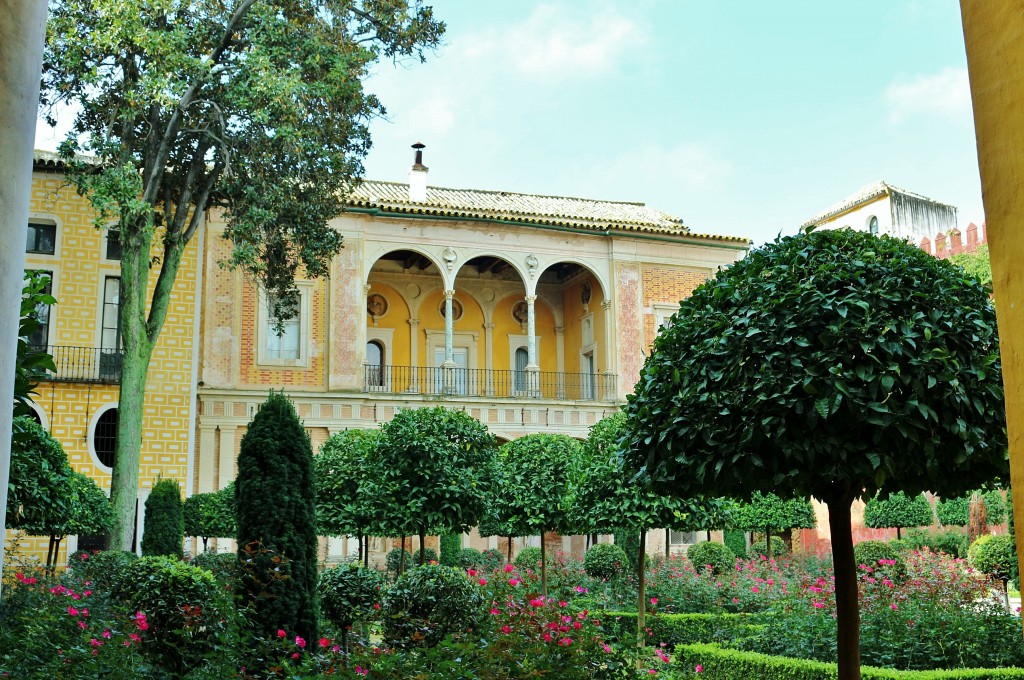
[33,345,123,383]
[362,365,617,402]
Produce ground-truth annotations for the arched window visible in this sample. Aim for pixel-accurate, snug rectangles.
[366,340,385,387]
[868,216,879,235]
[513,347,528,391]
[94,408,118,469]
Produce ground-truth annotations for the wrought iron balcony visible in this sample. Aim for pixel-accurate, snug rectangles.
[33,345,123,384]
[362,364,618,402]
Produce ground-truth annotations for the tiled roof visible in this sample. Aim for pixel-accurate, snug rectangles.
[799,180,956,230]
[349,180,748,244]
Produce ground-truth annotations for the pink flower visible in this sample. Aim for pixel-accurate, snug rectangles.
[750,586,759,593]
[292,653,300,660]
[504,563,515,572]
[890,603,898,610]
[813,601,825,609]
[77,621,87,630]
[508,578,520,586]
[650,597,658,605]
[500,625,512,634]
[558,637,573,646]
[559,601,568,607]
[295,636,306,648]
[90,638,102,648]
[543,632,552,642]
[128,633,142,643]
[478,578,487,586]
[355,667,369,676]
[467,568,477,577]
[102,629,112,639]
[490,607,500,615]
[277,629,286,638]
[67,606,79,617]
[602,644,612,653]
[530,598,545,607]
[696,663,704,673]
[318,637,330,648]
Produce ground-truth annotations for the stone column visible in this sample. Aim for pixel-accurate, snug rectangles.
[197,426,218,493]
[483,322,495,395]
[408,318,419,392]
[554,325,565,399]
[442,290,455,394]
[217,426,237,490]
[601,299,616,401]
[525,295,540,397]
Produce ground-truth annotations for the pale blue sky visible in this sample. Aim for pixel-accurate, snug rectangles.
[34,1,979,247]
[360,1,981,246]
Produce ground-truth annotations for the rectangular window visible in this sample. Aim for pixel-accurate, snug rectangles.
[100,277,123,381]
[26,221,56,255]
[670,530,699,546]
[25,270,52,349]
[106,230,122,260]
[257,285,312,367]
[265,299,301,360]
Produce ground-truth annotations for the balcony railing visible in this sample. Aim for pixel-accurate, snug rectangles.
[362,365,617,402]
[33,345,123,384]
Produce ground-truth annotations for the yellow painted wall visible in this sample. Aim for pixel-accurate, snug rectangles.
[492,294,556,373]
[365,281,411,366]
[416,287,489,367]
[561,275,606,373]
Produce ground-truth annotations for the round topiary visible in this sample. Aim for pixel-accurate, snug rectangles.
[724,530,748,559]
[381,563,483,648]
[68,549,138,591]
[319,563,385,649]
[191,551,240,586]
[386,548,414,575]
[458,547,483,569]
[687,541,736,576]
[970,534,1019,589]
[584,543,628,580]
[514,546,543,571]
[853,540,907,582]
[749,536,788,559]
[481,548,505,571]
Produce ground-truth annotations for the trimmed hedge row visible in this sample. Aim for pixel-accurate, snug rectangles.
[601,612,753,648]
[674,643,1024,680]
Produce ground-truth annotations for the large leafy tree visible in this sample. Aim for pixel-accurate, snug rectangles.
[42,0,444,551]
[314,429,381,566]
[862,491,933,540]
[184,482,237,552]
[368,407,497,567]
[732,491,816,559]
[948,243,992,287]
[621,229,1007,680]
[236,391,319,642]
[497,433,579,598]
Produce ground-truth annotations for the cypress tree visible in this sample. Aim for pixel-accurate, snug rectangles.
[236,392,318,642]
[141,477,184,558]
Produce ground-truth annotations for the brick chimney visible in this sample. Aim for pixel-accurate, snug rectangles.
[408,142,428,202]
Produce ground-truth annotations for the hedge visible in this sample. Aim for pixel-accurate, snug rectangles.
[601,612,753,648]
[674,643,1024,680]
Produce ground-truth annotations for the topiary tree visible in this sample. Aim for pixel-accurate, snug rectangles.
[970,534,1019,610]
[314,429,381,567]
[184,482,236,552]
[732,492,816,560]
[458,547,482,569]
[235,391,318,643]
[513,546,543,571]
[497,433,579,598]
[937,489,1008,528]
[440,533,461,566]
[367,407,497,568]
[687,541,735,576]
[853,540,907,582]
[381,563,483,649]
[584,543,629,580]
[141,477,184,558]
[749,535,788,559]
[318,563,385,653]
[621,229,1008,680]
[863,491,933,540]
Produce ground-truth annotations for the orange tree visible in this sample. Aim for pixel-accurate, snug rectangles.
[621,229,1007,680]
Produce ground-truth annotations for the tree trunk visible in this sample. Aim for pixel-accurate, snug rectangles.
[765,526,773,561]
[363,535,369,568]
[896,526,901,541]
[0,0,47,605]
[356,530,363,563]
[540,533,547,599]
[826,486,861,680]
[399,534,406,574]
[507,536,513,562]
[665,528,671,560]
[418,527,426,566]
[46,535,57,571]
[201,536,208,552]
[637,529,647,669]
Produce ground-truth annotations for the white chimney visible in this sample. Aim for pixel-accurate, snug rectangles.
[408,142,428,202]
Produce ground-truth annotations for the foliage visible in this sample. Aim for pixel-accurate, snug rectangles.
[749,536,788,558]
[458,547,483,569]
[15,270,56,418]
[602,612,753,649]
[190,551,239,586]
[235,391,318,642]
[612,528,641,572]
[948,243,992,286]
[141,477,184,558]
[969,534,1019,588]
[724,530,748,559]
[314,428,380,540]
[495,434,578,540]
[481,548,506,571]
[6,416,75,534]
[898,528,969,559]
[584,543,629,580]
[318,563,384,635]
[369,407,497,564]
[515,546,544,571]
[110,555,229,675]
[687,541,736,576]
[621,229,1008,676]
[863,491,933,535]
[732,493,817,534]
[44,0,443,552]
[440,533,461,566]
[852,541,907,582]
[983,490,1008,525]
[386,548,414,576]
[381,563,484,649]
[67,549,138,592]
[184,482,236,544]
[937,490,1007,527]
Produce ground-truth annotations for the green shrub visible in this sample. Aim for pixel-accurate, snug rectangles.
[458,547,483,569]
[514,546,543,570]
[724,529,747,559]
[67,549,138,591]
[111,555,227,675]
[141,477,185,558]
[417,546,440,564]
[440,533,461,566]
[900,528,969,558]
[191,550,239,585]
[386,548,414,575]
[749,536,787,558]
[602,612,752,649]
[970,534,1019,588]
[687,541,735,576]
[381,563,483,648]
[612,528,640,572]
[854,540,907,581]
[319,563,385,649]
[481,547,505,570]
[584,543,629,580]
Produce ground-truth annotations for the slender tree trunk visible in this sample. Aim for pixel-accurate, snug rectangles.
[826,486,861,680]
[399,534,406,574]
[418,527,426,566]
[201,536,208,551]
[0,0,47,605]
[706,529,712,542]
[765,526,773,561]
[540,533,547,599]
[665,528,671,560]
[46,535,56,571]
[363,535,369,568]
[896,526,901,541]
[637,529,647,669]
[507,536,513,562]
[356,530,363,562]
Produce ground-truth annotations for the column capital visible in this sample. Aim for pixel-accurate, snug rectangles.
[525,295,537,304]
[408,317,420,327]
[483,322,495,330]
[554,325,564,335]
[601,299,613,311]
[444,289,456,300]
[363,283,372,296]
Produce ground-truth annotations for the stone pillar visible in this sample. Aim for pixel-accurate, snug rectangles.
[525,295,540,397]
[197,426,218,493]
[601,299,616,401]
[0,0,47,593]
[554,325,566,399]
[217,426,237,490]
[483,322,495,395]
[443,289,455,366]
[408,318,419,392]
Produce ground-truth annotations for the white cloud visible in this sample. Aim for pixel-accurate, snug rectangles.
[460,4,647,79]
[885,67,971,124]
[616,141,731,192]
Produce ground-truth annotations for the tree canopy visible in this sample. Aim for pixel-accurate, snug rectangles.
[315,429,380,539]
[42,0,444,551]
[948,243,992,287]
[621,229,1007,680]
[184,482,236,549]
[862,491,933,539]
